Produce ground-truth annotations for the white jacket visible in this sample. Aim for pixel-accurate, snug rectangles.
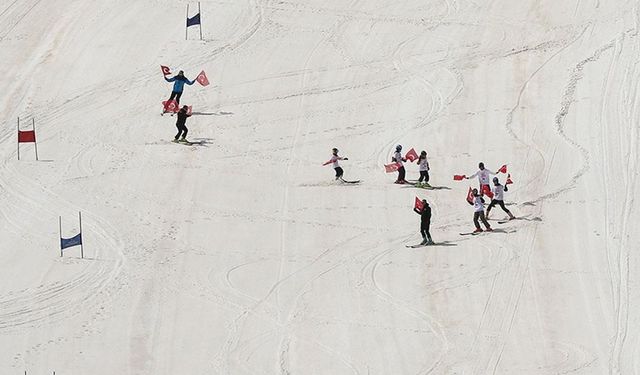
[418,157,429,171]
[492,184,505,200]
[473,196,485,212]
[469,168,495,185]
[393,151,404,166]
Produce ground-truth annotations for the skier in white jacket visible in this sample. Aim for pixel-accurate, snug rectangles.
[392,145,407,184]
[470,188,492,233]
[322,148,348,181]
[486,177,515,220]
[416,150,430,187]
[466,162,495,198]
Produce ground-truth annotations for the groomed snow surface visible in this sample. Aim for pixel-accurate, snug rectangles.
[2,0,640,374]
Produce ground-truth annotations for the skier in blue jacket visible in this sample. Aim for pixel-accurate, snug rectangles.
[165,70,195,105]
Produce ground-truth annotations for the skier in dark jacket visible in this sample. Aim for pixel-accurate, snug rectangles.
[413,199,433,245]
[174,105,191,142]
[165,70,195,106]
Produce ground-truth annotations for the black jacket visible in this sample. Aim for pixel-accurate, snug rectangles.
[414,205,431,223]
[176,109,190,126]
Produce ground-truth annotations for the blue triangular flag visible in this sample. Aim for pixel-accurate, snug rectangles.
[187,13,201,27]
[61,233,82,250]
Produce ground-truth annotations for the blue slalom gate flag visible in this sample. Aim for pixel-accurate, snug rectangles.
[61,233,82,250]
[186,13,201,27]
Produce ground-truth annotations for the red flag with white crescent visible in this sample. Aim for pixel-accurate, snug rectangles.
[161,65,171,76]
[498,164,507,173]
[414,197,424,211]
[466,187,474,204]
[384,162,401,173]
[405,148,418,162]
[196,70,210,86]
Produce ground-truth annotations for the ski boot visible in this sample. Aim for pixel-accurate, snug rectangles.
[473,228,483,233]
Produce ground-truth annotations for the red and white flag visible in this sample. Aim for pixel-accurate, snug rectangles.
[384,162,401,173]
[466,187,474,204]
[506,174,513,185]
[161,65,171,76]
[186,105,193,116]
[405,148,418,162]
[196,70,210,86]
[453,174,466,181]
[414,197,424,211]
[498,164,507,173]
[162,100,179,113]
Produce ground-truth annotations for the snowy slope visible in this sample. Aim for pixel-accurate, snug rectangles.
[2,0,640,373]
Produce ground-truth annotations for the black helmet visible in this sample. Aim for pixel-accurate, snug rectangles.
[420,150,426,155]
[396,145,402,151]
[493,177,499,184]
[332,148,338,153]
[479,162,485,169]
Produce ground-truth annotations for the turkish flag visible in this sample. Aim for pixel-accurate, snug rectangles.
[506,174,513,185]
[498,164,507,173]
[384,162,401,173]
[196,70,210,86]
[466,187,474,204]
[405,148,418,162]
[453,174,466,181]
[161,65,171,76]
[18,130,36,143]
[414,197,424,211]
[162,100,179,113]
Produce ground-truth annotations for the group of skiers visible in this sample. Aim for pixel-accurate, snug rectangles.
[323,147,516,246]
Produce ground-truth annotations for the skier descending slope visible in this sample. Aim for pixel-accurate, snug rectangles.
[466,188,492,234]
[466,162,496,198]
[173,105,192,143]
[322,148,359,183]
[416,150,430,187]
[392,145,407,184]
[486,177,515,220]
[413,199,433,245]
[165,70,195,107]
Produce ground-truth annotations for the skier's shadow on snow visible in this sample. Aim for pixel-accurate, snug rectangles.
[188,137,215,147]
[192,111,233,116]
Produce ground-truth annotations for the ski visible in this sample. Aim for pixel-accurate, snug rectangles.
[497,218,517,224]
[340,179,361,184]
[171,140,193,146]
[406,243,427,248]
[460,232,479,236]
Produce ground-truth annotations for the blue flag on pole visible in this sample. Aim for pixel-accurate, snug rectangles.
[61,233,82,250]
[186,13,201,27]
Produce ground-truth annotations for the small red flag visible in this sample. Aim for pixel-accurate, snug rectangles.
[196,70,210,86]
[186,105,193,116]
[498,164,507,173]
[161,65,171,76]
[466,187,474,204]
[414,197,424,211]
[18,130,36,143]
[405,148,418,162]
[453,174,466,181]
[384,162,401,173]
[506,174,513,185]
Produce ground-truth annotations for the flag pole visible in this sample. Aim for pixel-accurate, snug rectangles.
[78,211,84,259]
[185,4,189,40]
[59,216,63,257]
[32,118,39,161]
[198,1,203,40]
[17,117,20,161]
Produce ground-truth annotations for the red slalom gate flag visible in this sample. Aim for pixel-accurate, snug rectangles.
[161,65,171,76]
[453,174,466,181]
[196,70,209,86]
[18,130,36,143]
[384,162,401,173]
[466,187,474,204]
[506,174,513,185]
[405,148,418,162]
[414,197,424,211]
[498,164,507,173]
